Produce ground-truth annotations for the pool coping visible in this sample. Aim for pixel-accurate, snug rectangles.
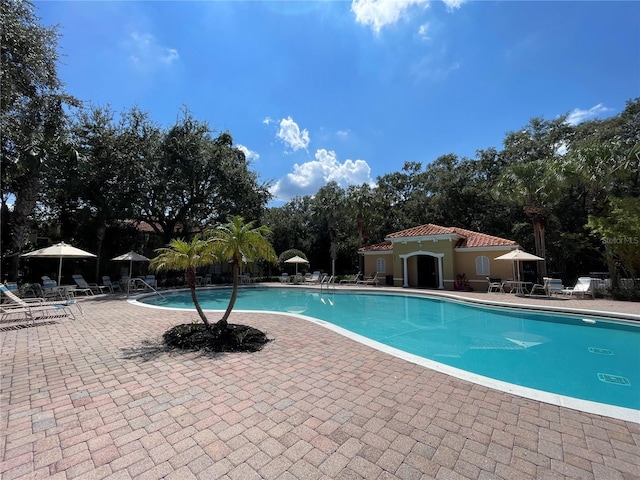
[130,285,640,423]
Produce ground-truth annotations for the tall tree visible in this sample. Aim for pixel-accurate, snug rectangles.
[44,106,158,280]
[1,0,78,278]
[134,109,270,243]
[496,117,574,277]
[310,182,348,275]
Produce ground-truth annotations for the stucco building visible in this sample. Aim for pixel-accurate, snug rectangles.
[358,224,520,290]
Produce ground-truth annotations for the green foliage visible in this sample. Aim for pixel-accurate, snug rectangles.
[207,216,277,327]
[587,197,640,280]
[151,235,218,328]
[1,0,79,278]
[133,108,271,244]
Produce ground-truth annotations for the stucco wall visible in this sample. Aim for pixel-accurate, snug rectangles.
[453,249,517,291]
[362,253,392,278]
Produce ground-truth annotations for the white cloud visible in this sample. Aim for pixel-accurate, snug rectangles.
[417,23,430,40]
[351,0,463,34]
[351,0,429,34]
[263,117,273,125]
[443,0,465,11]
[277,116,310,151]
[565,104,611,126]
[270,149,373,200]
[236,144,260,163]
[336,129,351,139]
[124,32,179,71]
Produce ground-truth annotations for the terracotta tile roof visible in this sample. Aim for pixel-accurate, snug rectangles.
[385,224,517,248]
[358,241,393,252]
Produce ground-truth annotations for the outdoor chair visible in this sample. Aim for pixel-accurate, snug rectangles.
[530,277,563,296]
[486,277,503,293]
[40,278,67,299]
[101,276,121,293]
[529,277,564,297]
[71,274,106,295]
[561,277,593,298]
[357,272,380,286]
[305,271,322,284]
[339,272,361,284]
[280,273,290,284]
[1,283,81,323]
[144,275,157,288]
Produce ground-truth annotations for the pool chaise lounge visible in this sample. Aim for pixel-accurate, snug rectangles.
[0,283,81,323]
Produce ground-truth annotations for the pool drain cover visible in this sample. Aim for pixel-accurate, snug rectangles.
[597,373,630,386]
[588,347,613,355]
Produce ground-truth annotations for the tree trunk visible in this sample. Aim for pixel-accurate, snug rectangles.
[525,203,548,279]
[7,173,42,279]
[604,244,618,289]
[217,260,238,330]
[533,220,548,278]
[186,266,210,328]
[94,223,106,283]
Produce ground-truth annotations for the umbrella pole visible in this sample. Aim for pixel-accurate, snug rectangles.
[128,260,133,296]
[58,257,63,284]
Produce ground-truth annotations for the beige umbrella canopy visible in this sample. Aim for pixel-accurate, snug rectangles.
[111,251,150,278]
[284,255,309,276]
[21,242,96,283]
[494,249,545,281]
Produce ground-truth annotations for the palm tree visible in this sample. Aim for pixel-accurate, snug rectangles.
[208,216,277,329]
[495,159,561,277]
[150,235,217,328]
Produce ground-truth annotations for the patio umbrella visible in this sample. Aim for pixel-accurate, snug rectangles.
[494,249,545,281]
[284,255,309,276]
[21,242,96,283]
[111,251,150,278]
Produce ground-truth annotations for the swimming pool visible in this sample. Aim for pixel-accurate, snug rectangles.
[137,287,640,421]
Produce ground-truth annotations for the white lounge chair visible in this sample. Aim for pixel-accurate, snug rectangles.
[72,274,106,295]
[305,271,321,284]
[280,273,290,284]
[357,272,380,286]
[340,272,361,284]
[1,283,81,323]
[530,277,563,296]
[561,277,592,298]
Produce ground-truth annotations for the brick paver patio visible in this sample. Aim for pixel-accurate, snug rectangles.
[1,288,639,479]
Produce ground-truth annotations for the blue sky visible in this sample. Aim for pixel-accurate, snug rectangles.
[36,1,639,205]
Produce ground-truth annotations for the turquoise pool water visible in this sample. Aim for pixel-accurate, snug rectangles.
[140,287,640,413]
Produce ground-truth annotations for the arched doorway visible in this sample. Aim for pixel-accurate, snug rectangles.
[400,251,444,289]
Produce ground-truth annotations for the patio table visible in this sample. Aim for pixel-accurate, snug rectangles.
[502,280,532,295]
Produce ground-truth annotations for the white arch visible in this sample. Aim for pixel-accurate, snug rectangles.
[399,250,445,289]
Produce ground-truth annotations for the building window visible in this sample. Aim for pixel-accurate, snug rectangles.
[476,256,489,276]
[376,258,386,274]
